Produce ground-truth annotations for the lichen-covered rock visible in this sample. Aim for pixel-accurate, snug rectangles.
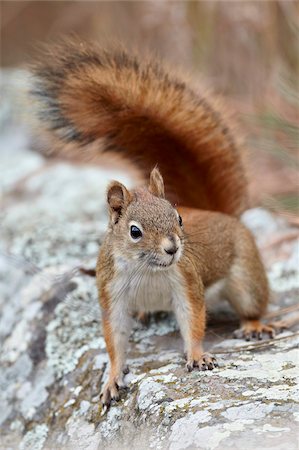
[1,73,299,450]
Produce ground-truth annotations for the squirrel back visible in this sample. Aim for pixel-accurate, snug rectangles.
[32,41,248,216]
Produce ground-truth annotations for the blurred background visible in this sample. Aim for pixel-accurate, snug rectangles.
[1,0,298,217]
[1,6,299,446]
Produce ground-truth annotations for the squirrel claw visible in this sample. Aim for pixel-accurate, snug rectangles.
[233,320,276,341]
[186,353,218,372]
[100,382,119,407]
[100,376,127,407]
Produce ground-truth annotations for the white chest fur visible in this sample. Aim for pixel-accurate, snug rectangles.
[108,257,185,313]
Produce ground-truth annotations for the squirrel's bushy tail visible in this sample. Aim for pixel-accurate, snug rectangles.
[32,41,248,216]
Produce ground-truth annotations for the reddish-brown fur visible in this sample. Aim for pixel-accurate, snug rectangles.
[32,40,248,216]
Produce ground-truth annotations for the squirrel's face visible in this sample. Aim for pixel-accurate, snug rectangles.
[120,197,183,269]
[106,168,184,270]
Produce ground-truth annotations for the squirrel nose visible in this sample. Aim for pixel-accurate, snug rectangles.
[163,235,179,255]
[164,246,178,255]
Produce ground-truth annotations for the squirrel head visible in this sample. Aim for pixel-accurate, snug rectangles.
[106,168,184,270]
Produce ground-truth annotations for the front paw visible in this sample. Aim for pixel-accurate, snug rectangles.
[186,352,218,372]
[233,319,275,341]
[100,377,127,407]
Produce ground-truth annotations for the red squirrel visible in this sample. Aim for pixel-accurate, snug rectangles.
[32,41,275,407]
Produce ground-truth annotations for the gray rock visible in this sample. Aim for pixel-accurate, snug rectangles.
[1,71,299,450]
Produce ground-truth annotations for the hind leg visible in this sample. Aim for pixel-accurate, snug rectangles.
[224,251,275,341]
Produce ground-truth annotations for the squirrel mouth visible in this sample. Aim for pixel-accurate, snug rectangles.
[148,259,174,269]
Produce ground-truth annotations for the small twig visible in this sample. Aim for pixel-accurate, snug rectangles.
[270,313,299,330]
[213,330,299,355]
[265,303,299,319]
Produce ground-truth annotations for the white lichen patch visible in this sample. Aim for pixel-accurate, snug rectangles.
[218,348,299,382]
[20,367,54,419]
[73,385,83,396]
[79,400,91,415]
[164,397,193,413]
[293,412,299,422]
[190,396,211,408]
[137,378,167,410]
[1,319,33,364]
[221,402,275,421]
[126,372,146,385]
[223,419,253,431]
[261,424,291,433]
[151,373,178,383]
[0,353,33,426]
[169,411,212,450]
[98,406,122,439]
[66,416,101,450]
[0,399,13,427]
[64,398,76,408]
[243,384,299,402]
[149,363,180,375]
[20,424,48,450]
[0,264,78,364]
[46,277,105,377]
[170,416,297,450]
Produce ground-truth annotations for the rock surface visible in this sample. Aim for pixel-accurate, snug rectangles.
[1,71,299,450]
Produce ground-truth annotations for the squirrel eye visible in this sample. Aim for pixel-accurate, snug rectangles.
[130,225,142,240]
[178,215,183,227]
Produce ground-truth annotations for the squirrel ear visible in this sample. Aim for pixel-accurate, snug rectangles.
[107,181,131,224]
[149,167,165,198]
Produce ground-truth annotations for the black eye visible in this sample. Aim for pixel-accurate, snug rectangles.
[178,215,183,227]
[130,225,142,240]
